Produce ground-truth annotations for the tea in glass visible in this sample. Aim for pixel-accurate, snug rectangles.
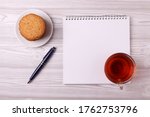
[104,53,136,84]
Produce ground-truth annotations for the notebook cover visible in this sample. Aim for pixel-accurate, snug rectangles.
[63,16,130,84]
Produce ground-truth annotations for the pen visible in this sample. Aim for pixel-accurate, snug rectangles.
[27,47,56,84]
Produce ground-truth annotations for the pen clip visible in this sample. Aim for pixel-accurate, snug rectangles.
[43,47,56,60]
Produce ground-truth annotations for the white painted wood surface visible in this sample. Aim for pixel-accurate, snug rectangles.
[0,0,150,99]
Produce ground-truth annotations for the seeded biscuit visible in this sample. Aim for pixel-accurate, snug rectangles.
[19,13,46,41]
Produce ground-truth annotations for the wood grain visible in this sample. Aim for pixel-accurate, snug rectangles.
[0,0,150,99]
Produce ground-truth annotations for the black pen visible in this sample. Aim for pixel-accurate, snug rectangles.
[27,47,56,84]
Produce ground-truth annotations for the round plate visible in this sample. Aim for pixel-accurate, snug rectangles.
[15,9,53,47]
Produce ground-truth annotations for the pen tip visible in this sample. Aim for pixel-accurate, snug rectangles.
[27,80,31,84]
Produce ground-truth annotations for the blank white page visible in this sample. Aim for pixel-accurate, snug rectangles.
[63,16,130,84]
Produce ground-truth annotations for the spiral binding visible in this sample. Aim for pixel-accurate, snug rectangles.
[65,15,128,20]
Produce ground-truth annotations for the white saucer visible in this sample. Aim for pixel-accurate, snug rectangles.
[15,9,53,47]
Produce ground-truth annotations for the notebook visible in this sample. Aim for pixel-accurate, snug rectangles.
[63,15,130,84]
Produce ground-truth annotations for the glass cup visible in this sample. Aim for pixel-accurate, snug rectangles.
[104,53,136,89]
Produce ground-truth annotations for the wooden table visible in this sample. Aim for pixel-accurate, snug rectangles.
[0,0,150,99]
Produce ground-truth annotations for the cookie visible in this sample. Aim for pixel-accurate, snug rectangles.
[19,13,46,41]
